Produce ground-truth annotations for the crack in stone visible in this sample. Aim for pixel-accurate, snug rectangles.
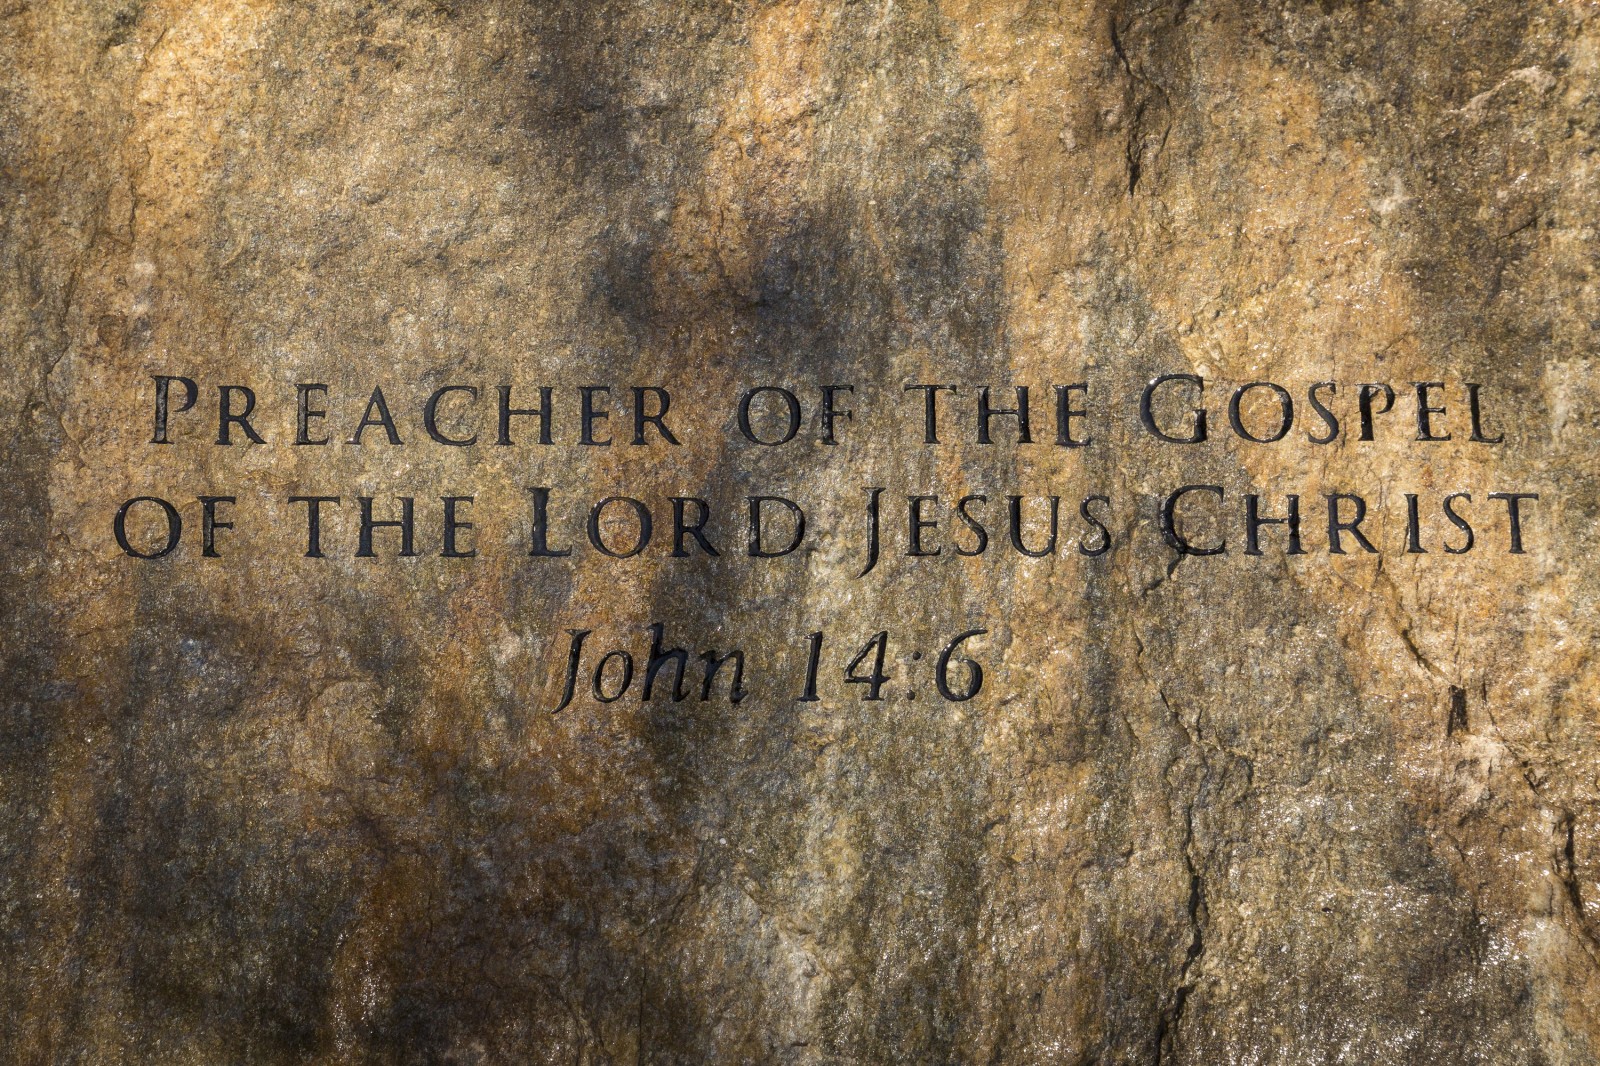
[1108,9,1175,198]
[1128,632,1208,1066]
[1154,801,1206,1066]
[1557,815,1593,933]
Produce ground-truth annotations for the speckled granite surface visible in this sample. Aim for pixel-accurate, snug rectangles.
[3,2,1599,1062]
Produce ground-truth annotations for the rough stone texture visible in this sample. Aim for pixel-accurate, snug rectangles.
[3,1,1600,1063]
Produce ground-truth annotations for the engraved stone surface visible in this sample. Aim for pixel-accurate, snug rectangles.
[3,1,1599,1062]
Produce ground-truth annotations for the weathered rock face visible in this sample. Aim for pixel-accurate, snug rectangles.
[4,1,1600,1062]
